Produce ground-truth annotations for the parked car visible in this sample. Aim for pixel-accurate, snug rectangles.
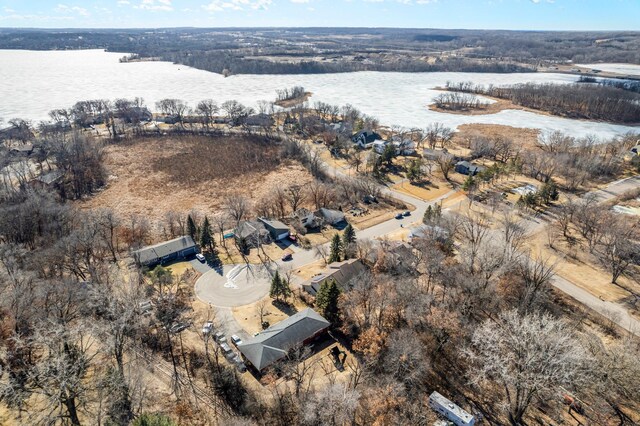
[281,253,293,261]
[232,354,247,372]
[169,322,189,334]
[202,321,213,335]
[231,335,243,346]
[138,300,153,315]
[214,331,226,343]
[195,253,206,262]
[395,213,404,220]
[403,211,411,217]
[220,343,233,354]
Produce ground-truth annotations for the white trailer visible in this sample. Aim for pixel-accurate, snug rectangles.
[429,391,476,426]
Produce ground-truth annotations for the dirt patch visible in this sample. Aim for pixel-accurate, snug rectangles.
[78,135,314,231]
[391,181,453,202]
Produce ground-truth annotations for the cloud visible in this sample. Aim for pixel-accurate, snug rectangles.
[55,4,90,16]
[117,0,131,5]
[202,0,272,12]
[135,0,173,11]
[290,0,310,3]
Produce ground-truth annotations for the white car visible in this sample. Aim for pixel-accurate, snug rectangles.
[195,253,206,262]
[231,335,243,346]
[202,321,213,335]
[220,343,233,354]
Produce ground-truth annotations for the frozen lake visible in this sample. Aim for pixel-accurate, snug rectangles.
[0,49,637,139]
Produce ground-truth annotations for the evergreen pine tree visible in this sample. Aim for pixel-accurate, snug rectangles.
[269,271,291,302]
[342,224,356,246]
[316,279,341,323]
[270,270,282,301]
[200,216,215,253]
[423,205,433,224]
[187,214,197,241]
[328,233,342,263]
[342,224,356,260]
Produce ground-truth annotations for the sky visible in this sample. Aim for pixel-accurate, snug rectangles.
[0,0,638,30]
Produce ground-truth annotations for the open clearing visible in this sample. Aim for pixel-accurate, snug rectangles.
[78,135,314,228]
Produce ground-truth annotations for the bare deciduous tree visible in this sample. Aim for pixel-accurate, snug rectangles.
[466,310,589,426]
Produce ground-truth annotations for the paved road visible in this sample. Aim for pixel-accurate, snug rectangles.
[196,137,640,337]
[483,175,640,335]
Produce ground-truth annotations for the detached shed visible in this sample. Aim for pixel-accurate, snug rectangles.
[133,236,198,267]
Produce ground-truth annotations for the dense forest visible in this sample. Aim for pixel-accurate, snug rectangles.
[445,81,640,123]
[1,28,639,75]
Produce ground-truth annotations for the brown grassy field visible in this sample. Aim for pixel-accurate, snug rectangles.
[78,135,314,227]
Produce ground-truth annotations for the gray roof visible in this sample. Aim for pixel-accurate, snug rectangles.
[235,220,268,240]
[317,208,346,225]
[237,308,330,371]
[258,217,289,233]
[35,170,64,185]
[309,259,365,290]
[133,236,197,265]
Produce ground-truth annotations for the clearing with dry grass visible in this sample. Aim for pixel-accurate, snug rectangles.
[79,134,314,228]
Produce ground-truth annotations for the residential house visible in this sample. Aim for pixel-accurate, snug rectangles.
[234,220,271,248]
[409,225,451,245]
[30,170,64,191]
[292,208,323,230]
[258,217,290,241]
[429,391,476,426]
[244,113,274,128]
[303,259,365,295]
[325,121,353,135]
[423,148,451,161]
[237,308,330,373]
[391,136,416,155]
[372,140,388,154]
[455,161,486,176]
[9,143,34,156]
[317,208,346,226]
[351,130,383,149]
[133,236,198,267]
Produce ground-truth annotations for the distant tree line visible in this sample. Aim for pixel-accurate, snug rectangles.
[578,75,640,94]
[445,80,640,123]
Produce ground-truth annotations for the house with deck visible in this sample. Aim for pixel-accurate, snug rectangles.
[237,308,330,373]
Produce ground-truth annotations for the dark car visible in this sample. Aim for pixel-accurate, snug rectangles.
[169,322,189,334]
[395,213,404,220]
[282,253,293,261]
[403,211,411,217]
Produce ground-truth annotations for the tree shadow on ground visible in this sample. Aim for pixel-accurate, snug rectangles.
[272,299,298,316]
